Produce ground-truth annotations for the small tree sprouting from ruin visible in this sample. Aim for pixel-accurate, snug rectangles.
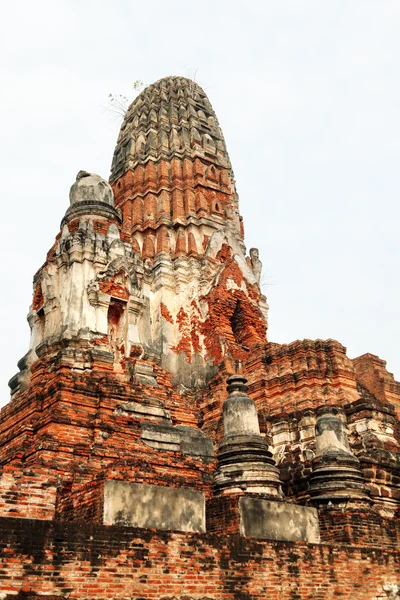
[108,80,144,120]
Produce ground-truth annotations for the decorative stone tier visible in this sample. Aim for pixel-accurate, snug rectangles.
[61,199,121,227]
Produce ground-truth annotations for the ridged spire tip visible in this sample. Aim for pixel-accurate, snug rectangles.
[110,75,232,183]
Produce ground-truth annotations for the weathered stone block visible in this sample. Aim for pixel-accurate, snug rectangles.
[239,497,320,543]
[116,399,171,422]
[103,481,206,532]
[140,422,214,457]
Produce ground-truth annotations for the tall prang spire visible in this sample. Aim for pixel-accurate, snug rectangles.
[107,76,269,385]
[110,76,241,243]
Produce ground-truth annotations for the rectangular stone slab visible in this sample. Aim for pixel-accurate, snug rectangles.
[103,481,206,532]
[239,497,320,543]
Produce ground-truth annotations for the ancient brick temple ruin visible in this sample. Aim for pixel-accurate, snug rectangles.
[0,76,399,599]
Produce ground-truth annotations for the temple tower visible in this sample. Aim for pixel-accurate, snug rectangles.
[3,76,399,527]
[0,76,399,599]
[109,76,268,386]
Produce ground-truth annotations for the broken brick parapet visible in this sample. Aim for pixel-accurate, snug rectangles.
[252,339,359,416]
[353,353,400,415]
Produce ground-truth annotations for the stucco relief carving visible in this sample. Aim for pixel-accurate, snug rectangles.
[87,257,143,304]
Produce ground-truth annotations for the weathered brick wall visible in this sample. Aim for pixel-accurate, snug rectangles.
[0,358,215,494]
[0,467,57,520]
[206,495,241,534]
[318,508,400,549]
[0,517,399,599]
[55,479,105,523]
[199,340,362,442]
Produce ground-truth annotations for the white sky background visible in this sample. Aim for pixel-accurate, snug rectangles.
[0,1,399,406]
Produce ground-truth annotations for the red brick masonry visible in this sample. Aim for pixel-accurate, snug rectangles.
[0,517,399,600]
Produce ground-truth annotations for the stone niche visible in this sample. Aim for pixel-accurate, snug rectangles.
[103,481,206,533]
[239,497,320,543]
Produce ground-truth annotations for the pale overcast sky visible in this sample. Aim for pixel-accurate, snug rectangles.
[0,1,399,406]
